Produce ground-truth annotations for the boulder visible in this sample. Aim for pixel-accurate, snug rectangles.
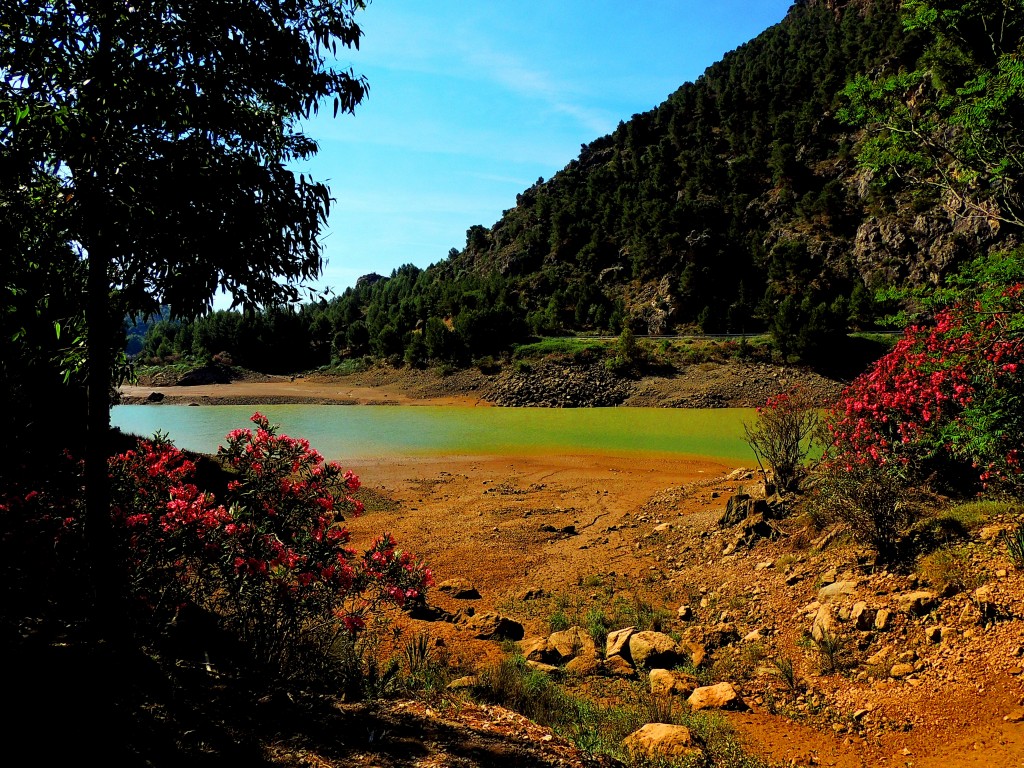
[629,631,686,669]
[719,493,771,527]
[811,605,835,642]
[516,587,547,601]
[924,625,947,643]
[818,580,858,603]
[687,682,747,711]
[460,612,524,641]
[564,654,601,677]
[436,578,481,599]
[519,636,556,664]
[649,669,699,698]
[737,513,775,546]
[850,602,874,631]
[895,590,938,615]
[446,675,480,690]
[548,626,596,661]
[889,663,914,678]
[684,641,707,667]
[602,655,637,678]
[701,622,741,649]
[874,608,892,631]
[622,724,702,761]
[606,626,635,659]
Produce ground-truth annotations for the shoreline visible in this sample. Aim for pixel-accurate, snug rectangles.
[120,359,847,409]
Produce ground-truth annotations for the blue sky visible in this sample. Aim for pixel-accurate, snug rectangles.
[297,0,795,297]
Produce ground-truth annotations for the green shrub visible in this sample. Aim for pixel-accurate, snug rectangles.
[743,387,820,492]
[814,629,853,675]
[549,610,570,633]
[1001,524,1024,569]
[809,459,913,561]
[918,545,982,594]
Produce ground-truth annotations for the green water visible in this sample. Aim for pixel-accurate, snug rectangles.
[110,405,756,463]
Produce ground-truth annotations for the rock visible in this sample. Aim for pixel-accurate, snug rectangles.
[677,605,693,621]
[819,567,839,585]
[622,724,702,761]
[812,605,835,642]
[606,627,636,659]
[895,590,938,615]
[691,622,741,650]
[1003,708,1024,723]
[851,601,874,630]
[437,577,480,599]
[629,631,686,669]
[685,641,707,668]
[565,654,602,676]
[720,493,755,527]
[743,629,763,643]
[602,655,637,677]
[687,682,748,711]
[890,663,914,678]
[818,580,858,603]
[548,626,596,661]
[740,481,770,499]
[461,612,524,641]
[726,468,755,481]
[866,649,890,667]
[874,608,892,631]
[974,584,994,604]
[650,669,699,697]
[146,391,164,402]
[924,625,945,643]
[447,675,480,690]
[525,661,560,675]
[754,560,774,572]
[406,602,452,622]
[520,636,556,663]
[517,587,548,601]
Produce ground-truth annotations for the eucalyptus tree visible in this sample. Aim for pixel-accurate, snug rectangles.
[0,0,370,615]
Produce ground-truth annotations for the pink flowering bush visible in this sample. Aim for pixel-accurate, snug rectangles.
[107,414,431,679]
[814,255,1024,558]
[109,433,231,613]
[826,292,1023,492]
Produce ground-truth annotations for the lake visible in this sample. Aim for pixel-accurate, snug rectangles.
[110,404,757,463]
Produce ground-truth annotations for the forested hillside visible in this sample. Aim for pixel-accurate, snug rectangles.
[144,0,1013,370]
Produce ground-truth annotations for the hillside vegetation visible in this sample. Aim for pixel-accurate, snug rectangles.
[142,0,1010,372]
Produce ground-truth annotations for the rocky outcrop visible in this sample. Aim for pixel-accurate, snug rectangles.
[488,361,632,407]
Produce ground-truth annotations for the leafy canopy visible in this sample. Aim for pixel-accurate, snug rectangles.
[840,0,1024,227]
[1,0,370,322]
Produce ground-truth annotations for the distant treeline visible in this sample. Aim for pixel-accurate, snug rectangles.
[138,266,536,371]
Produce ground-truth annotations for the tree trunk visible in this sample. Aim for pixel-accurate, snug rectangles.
[85,240,115,631]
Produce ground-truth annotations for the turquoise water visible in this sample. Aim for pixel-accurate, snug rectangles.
[110,404,756,463]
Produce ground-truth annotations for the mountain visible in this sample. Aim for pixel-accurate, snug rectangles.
[162,0,1012,369]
